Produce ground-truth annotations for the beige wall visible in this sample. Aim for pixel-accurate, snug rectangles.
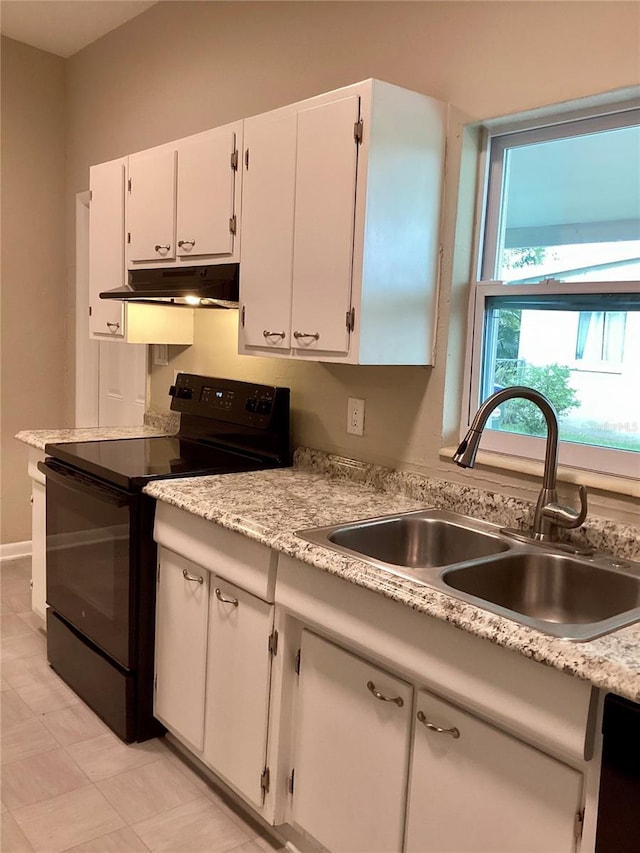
[1,37,67,545]
[3,2,639,545]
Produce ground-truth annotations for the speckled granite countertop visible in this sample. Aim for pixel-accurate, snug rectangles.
[144,450,640,704]
[15,412,178,451]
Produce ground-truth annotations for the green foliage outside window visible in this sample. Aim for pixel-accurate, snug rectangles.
[494,361,581,436]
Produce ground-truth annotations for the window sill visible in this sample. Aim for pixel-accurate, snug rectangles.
[439,446,640,499]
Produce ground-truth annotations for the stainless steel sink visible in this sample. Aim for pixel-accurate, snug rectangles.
[297,508,640,641]
[326,511,510,569]
[443,552,640,640]
[297,509,511,583]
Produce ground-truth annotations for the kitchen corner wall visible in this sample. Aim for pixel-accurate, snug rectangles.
[1,37,67,545]
[68,2,640,527]
[7,2,639,545]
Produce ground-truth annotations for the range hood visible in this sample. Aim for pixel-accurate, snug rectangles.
[100,264,239,308]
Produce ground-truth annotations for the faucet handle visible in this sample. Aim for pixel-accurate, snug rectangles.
[541,485,588,530]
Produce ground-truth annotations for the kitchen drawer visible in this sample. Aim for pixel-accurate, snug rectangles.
[154,502,277,601]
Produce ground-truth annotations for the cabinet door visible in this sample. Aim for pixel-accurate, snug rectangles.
[406,689,583,853]
[204,578,274,808]
[97,339,146,426]
[292,630,412,853]
[31,478,46,620]
[176,126,238,259]
[239,109,297,351]
[128,147,177,263]
[154,549,209,752]
[89,158,126,338]
[291,95,360,355]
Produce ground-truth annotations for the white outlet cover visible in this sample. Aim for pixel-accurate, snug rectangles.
[347,397,365,436]
[154,344,168,366]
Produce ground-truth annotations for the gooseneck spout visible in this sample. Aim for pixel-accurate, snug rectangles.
[454,386,559,491]
[454,386,587,542]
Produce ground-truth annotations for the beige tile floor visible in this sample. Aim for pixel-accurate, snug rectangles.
[1,557,284,853]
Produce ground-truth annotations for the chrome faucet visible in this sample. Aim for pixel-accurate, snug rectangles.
[453,386,588,544]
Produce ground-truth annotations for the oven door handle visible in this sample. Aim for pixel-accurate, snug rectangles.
[38,460,131,508]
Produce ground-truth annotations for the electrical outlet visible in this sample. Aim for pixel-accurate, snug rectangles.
[153,344,168,366]
[347,397,365,436]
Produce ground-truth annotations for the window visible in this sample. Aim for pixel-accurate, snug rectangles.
[574,311,626,370]
[465,106,640,477]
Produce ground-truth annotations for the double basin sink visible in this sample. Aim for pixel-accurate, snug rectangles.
[297,509,640,641]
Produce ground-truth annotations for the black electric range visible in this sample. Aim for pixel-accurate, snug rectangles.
[39,374,290,742]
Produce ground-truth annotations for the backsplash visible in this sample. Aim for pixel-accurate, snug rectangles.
[294,447,640,562]
[143,410,180,433]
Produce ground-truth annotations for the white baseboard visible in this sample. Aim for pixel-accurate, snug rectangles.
[0,540,32,561]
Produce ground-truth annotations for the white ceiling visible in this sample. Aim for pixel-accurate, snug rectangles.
[0,0,158,58]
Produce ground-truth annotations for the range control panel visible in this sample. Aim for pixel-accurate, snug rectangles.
[169,373,288,431]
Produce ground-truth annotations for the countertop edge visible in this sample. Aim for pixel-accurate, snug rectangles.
[15,425,175,451]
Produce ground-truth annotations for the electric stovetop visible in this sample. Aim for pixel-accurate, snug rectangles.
[45,436,268,490]
[45,373,291,491]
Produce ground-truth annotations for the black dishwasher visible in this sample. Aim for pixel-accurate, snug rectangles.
[595,693,640,852]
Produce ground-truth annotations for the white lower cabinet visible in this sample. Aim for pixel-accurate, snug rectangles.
[153,529,275,812]
[28,449,47,620]
[291,630,412,853]
[204,577,274,808]
[152,527,595,853]
[154,548,209,752]
[406,689,584,853]
[31,479,46,618]
[288,633,584,853]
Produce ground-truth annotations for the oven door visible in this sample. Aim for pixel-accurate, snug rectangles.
[40,459,135,669]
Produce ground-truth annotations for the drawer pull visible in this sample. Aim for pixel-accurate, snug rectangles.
[106,322,120,332]
[417,710,460,738]
[182,569,204,585]
[293,330,320,342]
[367,680,404,707]
[215,588,239,607]
[263,330,286,340]
[178,239,195,248]
[155,244,171,252]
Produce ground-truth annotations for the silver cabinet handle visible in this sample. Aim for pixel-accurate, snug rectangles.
[178,239,195,248]
[182,569,204,585]
[293,331,320,341]
[215,587,239,607]
[106,322,120,331]
[417,710,460,738]
[263,330,286,340]
[367,680,404,707]
[155,244,171,252]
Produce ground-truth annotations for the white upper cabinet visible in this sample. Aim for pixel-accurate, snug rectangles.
[89,157,127,339]
[240,96,359,355]
[88,156,194,345]
[238,79,447,365]
[89,79,444,360]
[127,121,242,268]
[239,109,297,351]
[176,127,238,259]
[128,147,177,263]
[290,95,360,356]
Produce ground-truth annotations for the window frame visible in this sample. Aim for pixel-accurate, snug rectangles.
[480,107,640,282]
[462,103,640,479]
[463,281,640,478]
